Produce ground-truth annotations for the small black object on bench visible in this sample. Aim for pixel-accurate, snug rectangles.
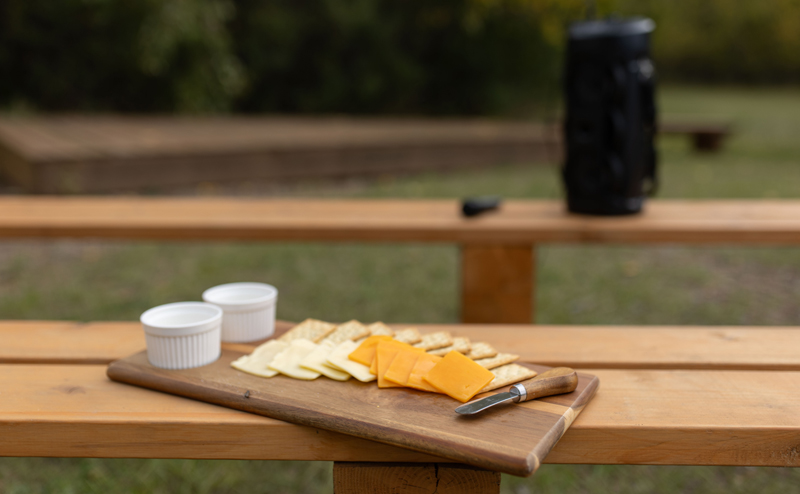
[462,196,502,217]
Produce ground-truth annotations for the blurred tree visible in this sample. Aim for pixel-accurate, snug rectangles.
[230,0,587,115]
[0,0,244,112]
[140,0,245,112]
[617,0,800,83]
[6,0,796,115]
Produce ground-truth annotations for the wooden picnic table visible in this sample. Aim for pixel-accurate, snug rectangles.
[2,197,800,325]
[2,320,799,493]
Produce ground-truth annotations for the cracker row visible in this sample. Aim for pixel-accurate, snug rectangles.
[278,318,336,343]
[322,320,370,345]
[467,341,498,360]
[479,363,538,393]
[474,352,519,370]
[393,327,422,345]
[428,336,471,356]
[413,331,453,351]
[366,322,394,337]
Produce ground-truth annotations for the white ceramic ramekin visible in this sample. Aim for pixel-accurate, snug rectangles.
[202,282,278,342]
[140,302,222,369]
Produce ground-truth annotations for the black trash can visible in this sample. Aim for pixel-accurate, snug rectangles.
[562,17,657,215]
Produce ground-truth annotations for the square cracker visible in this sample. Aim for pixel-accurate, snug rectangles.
[393,327,422,344]
[413,331,453,351]
[480,364,538,393]
[474,352,519,370]
[322,320,371,345]
[467,341,497,360]
[428,336,471,356]
[366,322,394,337]
[278,318,336,343]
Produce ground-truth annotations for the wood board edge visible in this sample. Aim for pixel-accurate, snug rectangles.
[106,351,598,477]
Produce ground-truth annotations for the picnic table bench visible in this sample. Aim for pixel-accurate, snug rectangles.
[0,116,553,194]
[659,122,731,152]
[2,320,799,493]
[2,197,800,325]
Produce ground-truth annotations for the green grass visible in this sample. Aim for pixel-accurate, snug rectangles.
[2,85,800,492]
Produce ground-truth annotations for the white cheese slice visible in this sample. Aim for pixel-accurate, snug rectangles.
[268,339,321,380]
[230,340,288,378]
[326,340,376,382]
[300,340,350,381]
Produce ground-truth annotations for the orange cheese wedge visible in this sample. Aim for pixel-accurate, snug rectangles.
[422,350,495,402]
[406,353,442,393]
[383,350,422,386]
[376,340,424,388]
[348,335,393,366]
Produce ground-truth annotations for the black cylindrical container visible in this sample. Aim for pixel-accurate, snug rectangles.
[562,17,657,215]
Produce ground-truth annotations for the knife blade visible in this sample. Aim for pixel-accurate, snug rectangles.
[455,367,578,415]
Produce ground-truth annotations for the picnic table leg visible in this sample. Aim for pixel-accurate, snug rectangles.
[332,462,501,494]
[692,131,724,152]
[460,244,535,324]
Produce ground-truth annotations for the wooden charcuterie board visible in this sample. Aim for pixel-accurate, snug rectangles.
[107,350,598,476]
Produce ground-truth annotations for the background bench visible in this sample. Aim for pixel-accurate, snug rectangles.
[0,116,553,194]
[659,122,732,151]
[0,117,729,194]
[2,197,800,324]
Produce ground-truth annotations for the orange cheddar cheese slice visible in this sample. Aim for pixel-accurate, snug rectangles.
[406,353,442,393]
[370,338,417,375]
[370,351,379,375]
[423,350,495,402]
[383,350,422,386]
[376,340,424,388]
[348,335,393,366]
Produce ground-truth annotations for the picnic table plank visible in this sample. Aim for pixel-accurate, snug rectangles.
[1,364,798,467]
[3,198,800,244]
[0,320,292,365]
[4,197,800,324]
[4,321,800,371]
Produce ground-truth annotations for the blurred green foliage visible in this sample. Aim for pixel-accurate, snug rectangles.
[229,0,580,115]
[0,0,243,112]
[0,0,587,114]
[617,0,800,83]
[1,0,799,114]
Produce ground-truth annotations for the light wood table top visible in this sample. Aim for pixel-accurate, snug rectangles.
[1,320,798,467]
[2,197,800,244]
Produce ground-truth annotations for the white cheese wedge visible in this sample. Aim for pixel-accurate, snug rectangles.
[326,340,376,382]
[268,339,321,380]
[300,340,351,381]
[230,340,288,378]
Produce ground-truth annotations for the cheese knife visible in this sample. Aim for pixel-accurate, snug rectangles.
[455,367,578,415]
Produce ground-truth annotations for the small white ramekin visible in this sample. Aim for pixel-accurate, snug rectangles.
[140,302,222,369]
[202,282,278,342]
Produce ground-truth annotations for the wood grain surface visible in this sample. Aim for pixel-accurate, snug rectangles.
[3,198,800,244]
[4,321,800,371]
[105,350,599,476]
[461,245,533,324]
[333,462,501,494]
[2,364,799,467]
[0,320,293,364]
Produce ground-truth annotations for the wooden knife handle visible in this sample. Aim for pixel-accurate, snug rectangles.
[512,367,578,402]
